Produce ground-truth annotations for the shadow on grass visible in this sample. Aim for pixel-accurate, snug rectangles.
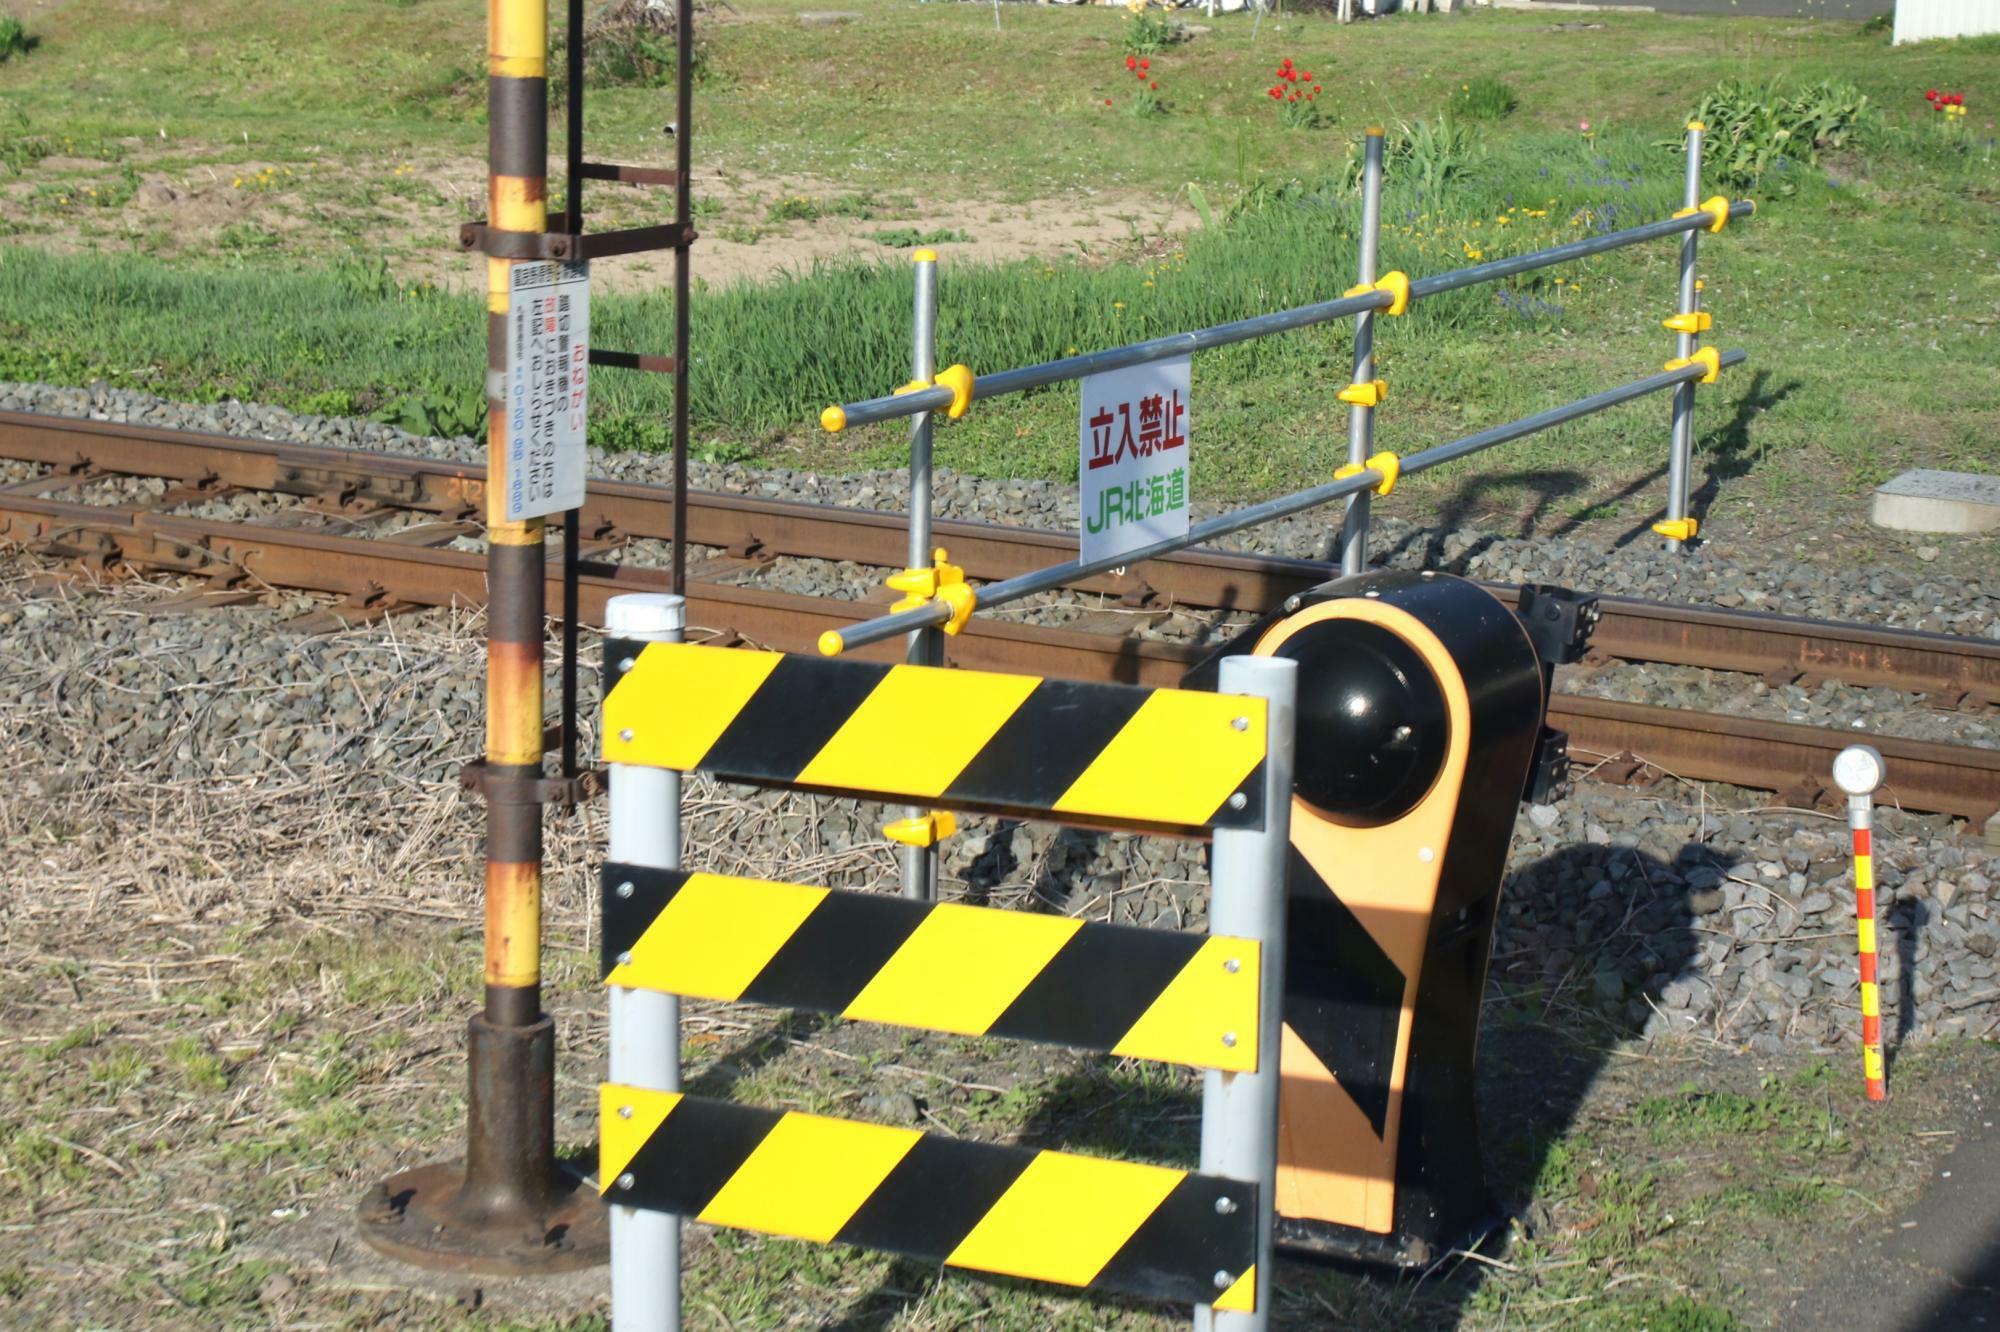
[1384,368,1799,556]
[798,834,1743,1328]
[1594,368,1801,551]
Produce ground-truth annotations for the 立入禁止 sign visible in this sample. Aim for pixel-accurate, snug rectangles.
[1078,356,1190,566]
[505,260,590,521]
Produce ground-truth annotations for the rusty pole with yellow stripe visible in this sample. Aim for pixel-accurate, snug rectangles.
[1834,745,1889,1101]
[357,0,609,1272]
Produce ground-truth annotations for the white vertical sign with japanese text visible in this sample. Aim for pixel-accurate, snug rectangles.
[504,260,590,521]
[1079,356,1190,566]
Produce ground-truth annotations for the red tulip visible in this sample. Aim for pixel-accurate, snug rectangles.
[1140,58,1150,70]
[1301,71,1312,81]
[1955,94,1966,106]
[1312,84,1321,93]
[1103,98,1111,106]
[1150,81,1157,90]
[1127,55,1137,70]
[1281,56,1293,68]
[1926,88,1939,100]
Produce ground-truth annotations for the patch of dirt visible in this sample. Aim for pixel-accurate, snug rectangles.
[0,147,1193,294]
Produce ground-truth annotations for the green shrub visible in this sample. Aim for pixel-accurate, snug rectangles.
[1447,76,1518,122]
[1690,78,1874,191]
[1344,116,1483,194]
[0,17,31,63]
[1121,3,1180,57]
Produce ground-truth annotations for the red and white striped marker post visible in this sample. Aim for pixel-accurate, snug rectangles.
[1833,744,1887,1101]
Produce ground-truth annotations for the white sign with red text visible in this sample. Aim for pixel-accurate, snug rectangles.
[1079,356,1190,566]
[504,259,590,521]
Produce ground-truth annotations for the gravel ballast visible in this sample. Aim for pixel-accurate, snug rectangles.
[3,379,1998,1051]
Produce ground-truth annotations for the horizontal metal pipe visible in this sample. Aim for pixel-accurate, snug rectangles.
[824,201,1753,433]
[1402,348,1747,477]
[820,350,1747,656]
[1407,200,1754,301]
[831,290,1391,431]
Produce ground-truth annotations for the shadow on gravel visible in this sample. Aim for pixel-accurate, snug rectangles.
[1888,895,1930,1074]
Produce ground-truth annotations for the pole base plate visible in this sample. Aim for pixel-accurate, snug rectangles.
[356,1158,610,1276]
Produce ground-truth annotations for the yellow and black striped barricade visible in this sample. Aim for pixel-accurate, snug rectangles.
[597,638,1299,1332]
[600,640,1270,836]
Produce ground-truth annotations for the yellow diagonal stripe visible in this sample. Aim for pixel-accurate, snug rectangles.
[1111,936,1260,1073]
[843,904,1082,1035]
[796,664,1040,797]
[1055,691,1266,827]
[1215,1264,1257,1313]
[608,873,827,999]
[1855,855,1873,893]
[1856,919,1877,954]
[600,1083,682,1193]
[603,644,782,770]
[946,1150,1183,1288]
[698,1110,921,1243]
[1862,981,1881,1018]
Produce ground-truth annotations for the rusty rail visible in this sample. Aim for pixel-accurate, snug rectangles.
[2,482,1995,823]
[3,411,1996,707]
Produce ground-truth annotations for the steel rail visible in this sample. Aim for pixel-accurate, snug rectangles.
[819,351,1748,656]
[3,411,1996,704]
[822,202,1754,433]
[2,490,1992,822]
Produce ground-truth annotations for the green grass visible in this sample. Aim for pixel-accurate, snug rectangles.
[0,1,1994,522]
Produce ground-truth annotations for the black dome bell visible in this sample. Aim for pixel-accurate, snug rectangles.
[1270,618,1450,826]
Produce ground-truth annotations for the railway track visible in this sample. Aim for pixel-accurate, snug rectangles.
[1,409,1995,822]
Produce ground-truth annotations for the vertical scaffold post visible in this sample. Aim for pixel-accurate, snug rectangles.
[1663,121,1706,552]
[356,0,607,1274]
[670,0,694,596]
[898,250,942,901]
[1339,128,1386,577]
[1195,654,1298,1332]
[607,594,686,1330]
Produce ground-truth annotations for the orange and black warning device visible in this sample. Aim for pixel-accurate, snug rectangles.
[1191,569,1587,1265]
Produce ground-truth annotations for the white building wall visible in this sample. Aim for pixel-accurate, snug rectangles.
[1895,0,2000,44]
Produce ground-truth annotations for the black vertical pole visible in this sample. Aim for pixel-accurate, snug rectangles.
[671,0,692,597]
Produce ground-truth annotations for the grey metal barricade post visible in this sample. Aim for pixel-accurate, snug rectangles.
[1195,654,1298,1332]
[605,594,685,1332]
[1338,128,1387,576]
[897,250,943,901]
[1662,121,1708,552]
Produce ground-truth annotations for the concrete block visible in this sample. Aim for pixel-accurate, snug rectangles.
[1872,470,2000,535]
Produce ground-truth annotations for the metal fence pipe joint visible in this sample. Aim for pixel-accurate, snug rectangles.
[822,364,973,434]
[1336,379,1387,409]
[1676,194,1738,233]
[885,547,973,618]
[1343,270,1410,316]
[1333,450,1400,496]
[1665,346,1721,383]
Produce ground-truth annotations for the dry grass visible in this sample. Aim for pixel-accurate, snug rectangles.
[1,554,1993,1330]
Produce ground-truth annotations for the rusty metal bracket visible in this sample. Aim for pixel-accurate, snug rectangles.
[458,757,604,808]
[458,222,697,262]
